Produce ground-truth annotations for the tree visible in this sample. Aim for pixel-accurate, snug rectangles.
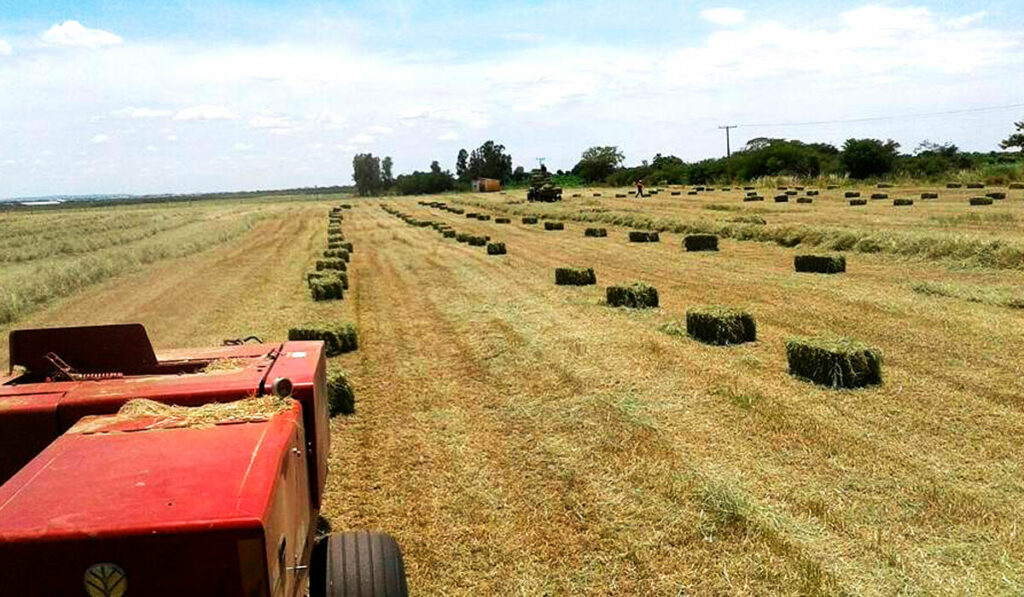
[456,149,469,181]
[352,153,383,196]
[1000,121,1024,153]
[840,138,900,179]
[512,166,525,182]
[467,141,513,181]
[381,156,394,187]
[394,161,456,195]
[430,160,442,175]
[574,146,624,183]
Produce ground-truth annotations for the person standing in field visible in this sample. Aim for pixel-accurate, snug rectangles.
[634,180,644,198]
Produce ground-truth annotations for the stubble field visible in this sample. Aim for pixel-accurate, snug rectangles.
[2,184,1023,595]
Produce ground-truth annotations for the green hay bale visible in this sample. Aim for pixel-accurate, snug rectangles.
[1009,183,1024,190]
[478,214,492,221]
[970,196,993,206]
[743,186,755,190]
[593,193,602,197]
[785,190,798,196]
[849,199,867,206]
[584,228,607,237]
[450,208,465,215]
[466,213,477,218]
[684,234,718,252]
[606,282,659,309]
[845,191,861,198]
[495,217,511,224]
[893,198,914,206]
[806,190,819,196]
[685,305,756,346]
[316,259,347,272]
[921,192,939,199]
[774,195,789,203]
[571,193,581,198]
[327,241,343,249]
[288,324,358,357]
[743,195,764,202]
[785,336,882,389]
[456,232,471,243]
[323,249,350,261]
[687,191,698,195]
[307,270,348,290]
[871,193,888,200]
[946,182,963,188]
[486,242,507,255]
[986,192,1007,200]
[629,231,660,242]
[670,191,681,196]
[468,236,487,246]
[554,266,596,286]
[544,221,565,231]
[795,254,846,274]
[796,197,813,204]
[877,183,893,189]
[827,185,840,189]
[615,193,627,198]
[966,183,985,189]
[309,278,344,301]
[326,366,355,416]
[522,216,538,224]
[443,230,456,238]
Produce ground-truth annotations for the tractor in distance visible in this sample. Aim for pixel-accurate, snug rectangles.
[0,323,408,596]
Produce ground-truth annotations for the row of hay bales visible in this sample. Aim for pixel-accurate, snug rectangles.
[384,203,506,255]
[309,205,354,301]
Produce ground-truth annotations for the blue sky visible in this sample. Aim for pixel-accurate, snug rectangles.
[0,1,1022,197]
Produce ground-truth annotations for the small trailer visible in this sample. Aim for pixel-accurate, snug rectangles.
[0,323,408,596]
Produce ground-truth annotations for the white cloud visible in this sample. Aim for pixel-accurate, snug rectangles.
[111,107,173,119]
[90,134,109,144]
[947,11,987,29]
[347,133,375,145]
[173,105,238,121]
[367,125,393,134]
[248,113,293,130]
[438,131,460,141]
[166,135,178,142]
[41,21,123,49]
[232,142,253,151]
[0,40,11,56]
[701,8,746,26]
[313,112,347,127]
[145,145,158,152]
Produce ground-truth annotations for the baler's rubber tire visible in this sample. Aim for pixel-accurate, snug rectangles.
[310,531,408,597]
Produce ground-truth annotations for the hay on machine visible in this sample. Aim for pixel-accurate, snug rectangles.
[686,305,756,346]
[527,167,563,202]
[785,336,882,389]
[684,234,718,252]
[110,395,293,430]
[795,254,846,274]
[606,282,658,308]
[288,324,358,356]
[555,266,596,286]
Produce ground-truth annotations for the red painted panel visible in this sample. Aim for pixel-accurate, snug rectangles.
[0,392,62,483]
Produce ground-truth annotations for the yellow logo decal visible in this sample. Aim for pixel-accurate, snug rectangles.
[84,563,127,597]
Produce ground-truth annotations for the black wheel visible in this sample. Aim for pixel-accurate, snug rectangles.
[310,531,408,597]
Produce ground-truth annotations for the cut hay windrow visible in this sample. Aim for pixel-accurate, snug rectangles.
[522,216,538,224]
[849,199,867,206]
[486,242,507,255]
[323,249,350,261]
[893,198,914,206]
[606,282,658,308]
[495,217,511,224]
[684,234,718,252]
[584,228,608,237]
[545,221,565,231]
[288,324,358,356]
[326,366,355,416]
[969,197,993,206]
[308,270,348,290]
[554,266,596,286]
[785,336,882,389]
[629,231,660,242]
[921,192,939,199]
[316,259,347,272]
[309,277,344,301]
[845,191,861,198]
[685,305,756,345]
[795,254,846,274]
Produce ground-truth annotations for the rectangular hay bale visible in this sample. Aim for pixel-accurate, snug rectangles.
[584,228,608,237]
[288,324,358,357]
[486,242,507,255]
[606,282,658,309]
[544,221,565,230]
[555,267,596,286]
[795,254,846,274]
[628,231,659,242]
[522,216,538,224]
[685,305,756,345]
[684,234,718,252]
[316,259,347,272]
[785,336,882,389]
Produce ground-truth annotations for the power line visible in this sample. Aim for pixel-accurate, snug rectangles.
[718,125,737,158]
[734,102,1024,129]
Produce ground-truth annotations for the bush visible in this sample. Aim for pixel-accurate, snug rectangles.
[629,231,659,242]
[326,366,355,416]
[795,254,846,274]
[684,234,719,252]
[585,228,608,237]
[686,305,756,345]
[288,324,358,357]
[545,221,565,230]
[606,282,659,308]
[487,242,507,255]
[785,336,882,389]
[555,266,596,285]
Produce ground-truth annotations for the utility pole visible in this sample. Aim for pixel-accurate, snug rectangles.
[718,125,737,158]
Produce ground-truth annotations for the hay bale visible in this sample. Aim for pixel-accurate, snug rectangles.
[746,191,757,197]
[946,183,963,188]
[487,242,507,255]
[572,193,581,198]
[785,190,798,196]
[456,232,471,243]
[341,242,353,253]
[969,196,993,206]
[615,193,627,198]
[877,183,893,189]
[327,241,343,249]
[468,236,487,246]
[687,191,698,195]
[920,192,939,199]
[670,191,681,196]
[685,306,756,345]
[774,195,789,203]
[796,197,813,204]
[522,216,538,224]
[544,221,565,231]
[326,366,355,416]
[323,249,350,261]
[684,234,718,252]
[806,190,819,196]
[871,193,888,200]
[309,277,344,301]
[606,282,658,308]
[593,193,602,197]
[443,230,456,238]
[849,199,867,206]
[893,198,914,206]
[495,217,511,224]
[845,191,861,198]
[743,195,764,202]
[308,270,349,290]
[288,324,358,357]
[1009,183,1024,190]
[466,213,477,218]
[450,208,465,215]
[795,254,846,274]
[316,259,347,272]
[743,186,755,191]
[785,336,882,389]
[478,214,492,221]
[986,192,1007,200]
[584,227,607,237]
[966,183,985,189]
[555,266,596,286]
[629,231,660,242]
